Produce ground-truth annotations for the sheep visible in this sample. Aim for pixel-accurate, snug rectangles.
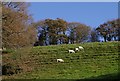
[69,50,75,53]
[78,46,84,50]
[2,47,6,51]
[0,48,2,51]
[0,47,6,52]
[75,48,79,51]
[57,59,64,62]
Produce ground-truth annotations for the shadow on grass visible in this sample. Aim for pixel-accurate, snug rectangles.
[2,72,120,81]
[78,72,120,81]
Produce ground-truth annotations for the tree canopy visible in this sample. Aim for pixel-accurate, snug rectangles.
[96,19,119,42]
[2,2,37,48]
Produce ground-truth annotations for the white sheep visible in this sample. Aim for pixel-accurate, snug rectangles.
[57,59,64,62]
[75,48,79,51]
[69,50,75,53]
[78,46,84,50]
[2,47,6,51]
[0,47,6,51]
[0,48,2,51]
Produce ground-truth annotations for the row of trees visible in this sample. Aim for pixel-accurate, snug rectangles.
[2,2,37,49]
[2,2,119,48]
[34,18,91,46]
[34,18,120,46]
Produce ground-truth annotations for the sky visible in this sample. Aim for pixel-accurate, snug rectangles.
[4,0,119,2]
[28,2,118,28]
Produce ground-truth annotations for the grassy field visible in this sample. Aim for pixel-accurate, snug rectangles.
[2,41,120,80]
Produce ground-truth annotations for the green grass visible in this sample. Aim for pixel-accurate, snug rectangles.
[2,41,120,80]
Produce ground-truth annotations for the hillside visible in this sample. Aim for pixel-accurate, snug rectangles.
[2,41,120,80]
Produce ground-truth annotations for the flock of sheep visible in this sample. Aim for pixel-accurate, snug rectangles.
[57,46,84,62]
[1,46,84,63]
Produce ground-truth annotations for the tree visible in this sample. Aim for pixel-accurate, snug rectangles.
[117,19,120,41]
[57,34,68,44]
[33,20,48,46]
[75,24,91,43]
[45,18,67,45]
[34,18,67,45]
[90,28,99,42]
[2,2,37,48]
[55,18,68,44]
[96,24,107,42]
[96,19,119,42]
[107,19,119,41]
[67,22,91,43]
[67,22,80,44]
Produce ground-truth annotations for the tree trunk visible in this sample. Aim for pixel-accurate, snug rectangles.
[104,36,107,42]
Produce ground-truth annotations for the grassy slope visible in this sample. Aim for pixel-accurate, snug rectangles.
[2,42,120,79]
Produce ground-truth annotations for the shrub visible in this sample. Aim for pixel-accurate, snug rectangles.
[2,63,22,75]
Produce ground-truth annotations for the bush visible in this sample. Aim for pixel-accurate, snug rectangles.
[2,63,22,75]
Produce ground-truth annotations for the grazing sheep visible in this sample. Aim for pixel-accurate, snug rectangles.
[69,50,75,53]
[2,47,6,51]
[78,46,84,50]
[0,48,2,51]
[57,59,64,62]
[75,48,79,51]
[0,47,6,52]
